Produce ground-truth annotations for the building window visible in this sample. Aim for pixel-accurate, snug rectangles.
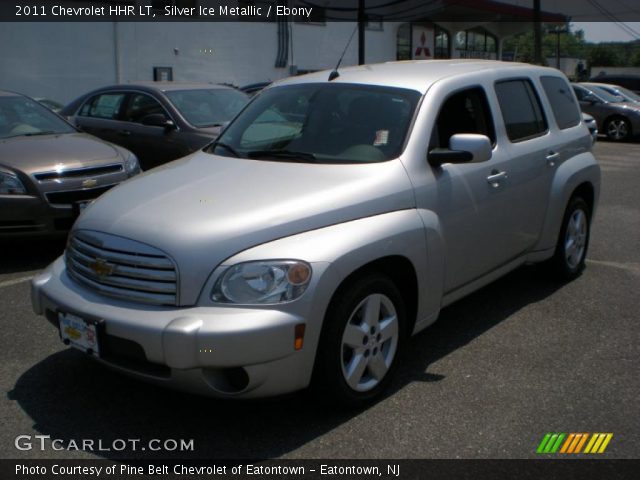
[454,28,497,59]
[396,23,411,61]
[434,27,449,58]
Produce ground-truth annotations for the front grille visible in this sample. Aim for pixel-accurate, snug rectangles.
[45,184,115,205]
[34,164,123,181]
[65,231,178,306]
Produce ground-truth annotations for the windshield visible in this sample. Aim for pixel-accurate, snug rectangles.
[165,89,249,128]
[607,85,640,102]
[589,86,626,103]
[0,96,75,139]
[207,83,421,164]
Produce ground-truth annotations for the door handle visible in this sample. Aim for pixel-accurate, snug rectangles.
[487,170,507,187]
[546,151,560,166]
[118,130,131,136]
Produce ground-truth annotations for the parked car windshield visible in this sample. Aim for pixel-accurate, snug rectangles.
[588,86,626,103]
[606,85,640,102]
[0,96,75,139]
[208,83,421,164]
[165,88,249,128]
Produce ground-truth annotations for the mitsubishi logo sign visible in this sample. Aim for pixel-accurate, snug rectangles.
[412,27,433,60]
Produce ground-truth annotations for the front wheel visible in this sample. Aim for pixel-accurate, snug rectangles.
[314,274,406,406]
[605,117,631,142]
[550,197,591,280]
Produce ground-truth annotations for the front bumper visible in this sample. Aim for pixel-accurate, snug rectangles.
[0,195,78,236]
[31,257,316,398]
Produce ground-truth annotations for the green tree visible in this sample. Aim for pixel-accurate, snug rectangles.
[587,45,621,67]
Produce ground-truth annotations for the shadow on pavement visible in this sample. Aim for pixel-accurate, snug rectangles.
[0,237,66,275]
[8,264,566,460]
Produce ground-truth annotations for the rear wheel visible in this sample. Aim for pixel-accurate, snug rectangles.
[314,274,406,406]
[605,117,631,142]
[550,197,591,280]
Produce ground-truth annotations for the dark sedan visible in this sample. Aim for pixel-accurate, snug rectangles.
[62,83,249,170]
[1,90,139,236]
[572,83,640,142]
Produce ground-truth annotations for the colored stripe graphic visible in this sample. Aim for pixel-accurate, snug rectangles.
[538,433,613,454]
[537,433,565,453]
[585,433,613,454]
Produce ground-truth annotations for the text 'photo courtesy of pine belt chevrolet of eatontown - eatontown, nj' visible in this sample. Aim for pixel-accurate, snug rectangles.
[0,1,639,479]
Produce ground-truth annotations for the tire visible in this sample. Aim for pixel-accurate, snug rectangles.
[550,196,591,280]
[604,117,631,142]
[313,274,406,407]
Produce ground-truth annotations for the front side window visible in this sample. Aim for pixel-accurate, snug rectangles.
[540,76,581,130]
[123,93,168,124]
[208,83,421,164]
[429,87,496,149]
[0,96,75,139]
[165,89,249,128]
[495,79,547,142]
[80,93,126,120]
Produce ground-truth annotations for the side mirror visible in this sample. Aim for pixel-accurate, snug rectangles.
[428,133,492,167]
[141,114,175,130]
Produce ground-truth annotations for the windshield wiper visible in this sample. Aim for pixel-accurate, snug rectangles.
[23,131,58,136]
[210,141,240,157]
[246,149,317,162]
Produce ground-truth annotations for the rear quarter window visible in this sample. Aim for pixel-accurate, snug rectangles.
[495,79,548,142]
[540,76,581,129]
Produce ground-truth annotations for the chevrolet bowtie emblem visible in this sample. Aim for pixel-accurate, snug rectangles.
[89,258,115,277]
[82,178,98,188]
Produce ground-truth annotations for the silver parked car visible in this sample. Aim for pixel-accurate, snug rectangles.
[32,61,600,405]
[573,83,640,142]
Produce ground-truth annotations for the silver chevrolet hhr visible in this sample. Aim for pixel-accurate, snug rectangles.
[32,61,600,405]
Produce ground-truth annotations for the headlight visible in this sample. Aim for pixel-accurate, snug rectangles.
[0,171,27,195]
[212,260,312,304]
[123,152,140,176]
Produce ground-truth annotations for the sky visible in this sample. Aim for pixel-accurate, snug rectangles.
[572,22,640,42]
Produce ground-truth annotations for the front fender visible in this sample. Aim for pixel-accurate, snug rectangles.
[535,151,601,253]
[195,209,436,390]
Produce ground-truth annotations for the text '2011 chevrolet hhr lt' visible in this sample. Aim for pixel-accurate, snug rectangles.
[32,61,600,405]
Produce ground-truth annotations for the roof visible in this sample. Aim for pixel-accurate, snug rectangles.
[92,82,237,93]
[272,60,556,94]
[0,90,22,97]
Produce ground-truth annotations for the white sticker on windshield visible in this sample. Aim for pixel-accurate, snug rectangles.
[374,129,389,146]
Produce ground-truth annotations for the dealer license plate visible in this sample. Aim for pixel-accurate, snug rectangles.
[59,312,101,357]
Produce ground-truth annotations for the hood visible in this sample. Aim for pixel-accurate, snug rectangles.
[609,101,640,113]
[0,133,122,175]
[75,152,415,305]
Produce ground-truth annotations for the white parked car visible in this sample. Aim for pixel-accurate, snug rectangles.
[32,61,600,405]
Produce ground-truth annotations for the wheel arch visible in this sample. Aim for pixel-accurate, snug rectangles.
[534,151,600,253]
[324,255,420,338]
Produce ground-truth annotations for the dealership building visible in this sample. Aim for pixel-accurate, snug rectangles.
[0,0,565,103]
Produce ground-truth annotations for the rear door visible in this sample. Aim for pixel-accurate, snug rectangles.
[491,78,555,256]
[74,92,128,146]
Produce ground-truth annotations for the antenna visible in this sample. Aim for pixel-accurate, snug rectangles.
[329,25,358,81]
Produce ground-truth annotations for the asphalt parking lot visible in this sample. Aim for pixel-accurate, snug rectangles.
[0,140,638,461]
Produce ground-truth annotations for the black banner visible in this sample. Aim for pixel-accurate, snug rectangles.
[4,0,640,23]
[3,459,640,480]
